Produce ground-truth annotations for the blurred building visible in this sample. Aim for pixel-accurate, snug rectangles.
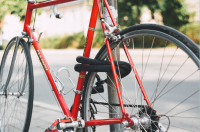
[1,0,94,43]
[1,14,23,42]
[185,0,199,22]
[36,0,94,37]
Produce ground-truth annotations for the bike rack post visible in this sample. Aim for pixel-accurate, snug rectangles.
[104,0,123,131]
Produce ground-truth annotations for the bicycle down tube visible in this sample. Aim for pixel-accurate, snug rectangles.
[23,0,77,117]
[23,0,151,127]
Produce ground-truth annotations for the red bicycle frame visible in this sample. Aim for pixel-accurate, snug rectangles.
[23,0,151,127]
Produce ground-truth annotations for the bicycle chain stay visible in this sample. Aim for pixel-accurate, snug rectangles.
[44,114,134,132]
[44,98,141,131]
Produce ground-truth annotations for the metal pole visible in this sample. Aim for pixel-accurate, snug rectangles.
[104,0,122,131]
[107,48,122,132]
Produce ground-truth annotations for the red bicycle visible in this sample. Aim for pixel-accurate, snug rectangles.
[0,0,199,132]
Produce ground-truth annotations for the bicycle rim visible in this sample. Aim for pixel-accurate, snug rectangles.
[82,28,199,132]
[0,38,34,132]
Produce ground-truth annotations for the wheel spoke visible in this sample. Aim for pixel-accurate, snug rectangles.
[106,72,136,114]
[141,37,155,81]
[82,27,199,132]
[92,86,120,116]
[152,69,198,102]
[0,39,32,131]
[153,56,190,102]
[160,122,197,132]
[170,106,199,116]
[164,90,199,115]
[151,41,167,103]
[150,47,179,103]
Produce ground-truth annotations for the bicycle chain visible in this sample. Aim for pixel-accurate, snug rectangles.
[90,99,160,132]
[90,99,146,108]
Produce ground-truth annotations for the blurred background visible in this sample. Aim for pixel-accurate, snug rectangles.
[0,0,199,108]
[0,0,199,49]
[0,0,199,115]
[0,1,199,131]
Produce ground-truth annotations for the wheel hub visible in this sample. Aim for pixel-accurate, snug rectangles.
[122,106,159,131]
[139,106,159,132]
[129,113,151,130]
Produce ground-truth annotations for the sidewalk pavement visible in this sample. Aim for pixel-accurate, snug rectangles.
[29,101,63,132]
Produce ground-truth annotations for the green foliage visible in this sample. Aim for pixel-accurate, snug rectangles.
[0,1,8,23]
[117,0,137,26]
[0,0,27,22]
[39,29,105,49]
[161,0,194,29]
[118,0,160,26]
[39,35,62,49]
[0,0,42,23]
[117,0,193,29]
[39,23,199,49]
[92,28,104,48]
[55,32,85,49]
[179,22,199,44]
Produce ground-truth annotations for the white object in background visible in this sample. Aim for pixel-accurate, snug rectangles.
[0,30,2,46]
[103,6,118,26]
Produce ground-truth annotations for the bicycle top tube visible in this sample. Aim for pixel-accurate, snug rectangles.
[27,0,76,10]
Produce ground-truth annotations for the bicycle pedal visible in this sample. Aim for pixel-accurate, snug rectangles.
[57,117,85,131]
[51,67,75,95]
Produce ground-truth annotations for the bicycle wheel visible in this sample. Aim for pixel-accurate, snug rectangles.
[0,37,34,132]
[82,24,199,132]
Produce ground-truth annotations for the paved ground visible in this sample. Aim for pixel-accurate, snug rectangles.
[0,49,198,132]
[29,101,62,132]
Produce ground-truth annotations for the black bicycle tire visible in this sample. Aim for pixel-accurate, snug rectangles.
[118,24,199,59]
[96,24,199,66]
[82,24,199,132]
[0,37,34,132]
